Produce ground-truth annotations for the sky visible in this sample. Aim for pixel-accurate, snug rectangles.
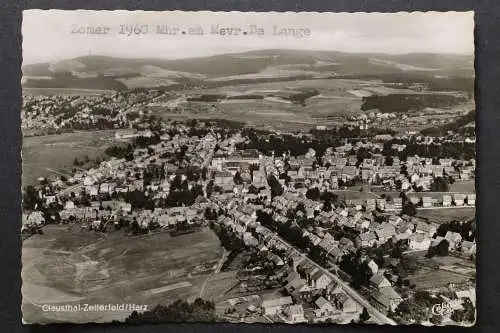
[22,10,474,65]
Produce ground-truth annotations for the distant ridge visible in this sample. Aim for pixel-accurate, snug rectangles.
[23,49,473,77]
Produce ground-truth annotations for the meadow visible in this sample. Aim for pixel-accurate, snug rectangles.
[22,130,118,187]
[405,252,475,292]
[22,225,225,323]
[416,207,475,224]
[150,78,401,130]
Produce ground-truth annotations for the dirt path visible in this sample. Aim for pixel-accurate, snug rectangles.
[199,249,229,299]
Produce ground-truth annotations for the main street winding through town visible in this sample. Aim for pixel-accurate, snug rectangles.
[262,227,397,325]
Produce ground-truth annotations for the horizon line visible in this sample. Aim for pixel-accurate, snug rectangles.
[22,48,474,66]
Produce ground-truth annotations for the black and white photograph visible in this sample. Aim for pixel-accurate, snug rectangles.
[21,10,476,326]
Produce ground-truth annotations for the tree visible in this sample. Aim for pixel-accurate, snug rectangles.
[267,175,283,198]
[125,190,154,210]
[23,185,40,210]
[306,187,320,200]
[233,171,243,185]
[126,298,216,323]
[356,147,371,166]
[309,246,328,265]
[391,246,404,259]
[206,180,214,197]
[394,255,419,278]
[320,191,338,206]
[430,314,443,325]
[462,298,476,323]
[402,202,417,217]
[395,290,441,324]
[436,239,450,256]
[339,253,373,289]
[248,184,259,194]
[427,239,449,257]
[359,307,370,323]
[431,177,450,192]
[171,174,183,191]
[166,190,195,207]
[451,308,465,323]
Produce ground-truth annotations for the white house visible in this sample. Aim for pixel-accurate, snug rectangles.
[408,232,431,251]
[314,297,336,318]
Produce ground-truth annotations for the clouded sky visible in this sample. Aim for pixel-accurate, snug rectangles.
[22,10,474,65]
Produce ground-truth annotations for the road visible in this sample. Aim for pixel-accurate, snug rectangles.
[58,183,84,197]
[417,205,475,210]
[199,249,229,299]
[207,193,396,325]
[123,91,167,113]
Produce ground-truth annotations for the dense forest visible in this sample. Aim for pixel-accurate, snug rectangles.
[382,140,476,160]
[340,73,474,95]
[361,93,466,113]
[23,73,128,91]
[126,299,217,323]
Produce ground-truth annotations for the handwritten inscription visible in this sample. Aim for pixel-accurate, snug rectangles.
[71,25,111,35]
[70,24,311,38]
[119,25,149,36]
[273,26,311,37]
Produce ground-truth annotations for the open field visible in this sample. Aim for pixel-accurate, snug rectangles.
[146,77,472,132]
[22,225,225,323]
[408,270,473,291]
[23,87,116,97]
[200,271,240,302]
[152,110,320,132]
[449,180,475,193]
[117,76,177,89]
[417,207,475,224]
[334,189,381,200]
[149,78,401,130]
[22,130,120,187]
[404,252,475,292]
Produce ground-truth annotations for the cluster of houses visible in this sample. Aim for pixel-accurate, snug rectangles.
[255,138,475,197]
[209,173,474,318]
[368,273,403,313]
[216,226,362,323]
[22,116,476,324]
[23,126,223,232]
[22,90,161,135]
[346,108,475,143]
[207,190,362,323]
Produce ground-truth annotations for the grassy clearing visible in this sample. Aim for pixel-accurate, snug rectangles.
[201,271,240,302]
[23,88,116,96]
[407,269,473,291]
[404,252,475,291]
[449,180,475,193]
[417,207,475,224]
[22,130,117,186]
[334,189,381,200]
[22,225,224,323]
[152,78,408,129]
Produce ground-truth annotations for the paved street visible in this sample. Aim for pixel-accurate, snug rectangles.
[261,226,397,325]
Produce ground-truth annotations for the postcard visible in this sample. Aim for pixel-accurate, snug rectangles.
[21,10,475,326]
